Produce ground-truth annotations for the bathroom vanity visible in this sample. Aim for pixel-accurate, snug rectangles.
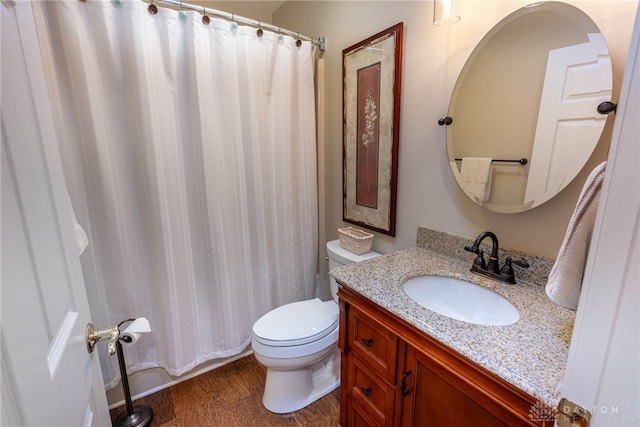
[332,228,575,426]
[340,288,541,426]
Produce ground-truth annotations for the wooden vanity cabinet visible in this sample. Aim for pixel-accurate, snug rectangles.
[339,298,401,427]
[338,286,544,427]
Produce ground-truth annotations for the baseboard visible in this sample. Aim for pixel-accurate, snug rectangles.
[107,348,254,409]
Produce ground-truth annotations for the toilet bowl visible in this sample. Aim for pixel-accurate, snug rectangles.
[251,239,380,414]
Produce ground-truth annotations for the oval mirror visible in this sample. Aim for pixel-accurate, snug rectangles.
[447,1,612,213]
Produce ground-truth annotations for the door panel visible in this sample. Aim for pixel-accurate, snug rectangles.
[560,7,640,425]
[1,2,110,425]
[526,33,611,206]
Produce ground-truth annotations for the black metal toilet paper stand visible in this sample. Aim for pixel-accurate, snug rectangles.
[111,337,153,427]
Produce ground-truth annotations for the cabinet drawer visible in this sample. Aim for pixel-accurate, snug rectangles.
[345,395,384,427]
[348,305,398,382]
[350,354,395,427]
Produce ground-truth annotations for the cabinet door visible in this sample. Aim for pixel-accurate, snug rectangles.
[401,346,536,427]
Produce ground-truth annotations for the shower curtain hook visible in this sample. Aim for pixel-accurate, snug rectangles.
[202,6,210,25]
[257,21,263,38]
[296,32,302,47]
[277,27,284,44]
[230,14,238,32]
[148,0,158,15]
[178,2,187,22]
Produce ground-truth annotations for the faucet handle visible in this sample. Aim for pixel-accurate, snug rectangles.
[472,250,487,270]
[500,257,529,276]
[510,258,529,269]
[465,245,486,269]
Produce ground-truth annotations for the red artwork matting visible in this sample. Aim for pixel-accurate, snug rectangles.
[356,63,381,208]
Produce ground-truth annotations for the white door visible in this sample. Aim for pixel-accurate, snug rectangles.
[1,2,110,426]
[559,7,639,427]
[525,33,612,207]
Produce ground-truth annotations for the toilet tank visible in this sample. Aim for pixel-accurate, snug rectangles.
[327,239,380,302]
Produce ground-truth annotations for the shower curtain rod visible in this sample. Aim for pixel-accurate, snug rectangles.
[143,0,326,51]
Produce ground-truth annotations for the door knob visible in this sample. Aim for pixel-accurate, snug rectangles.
[597,101,617,115]
[85,323,119,355]
[557,398,591,427]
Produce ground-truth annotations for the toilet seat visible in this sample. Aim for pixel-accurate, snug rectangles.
[252,325,338,360]
[253,298,338,347]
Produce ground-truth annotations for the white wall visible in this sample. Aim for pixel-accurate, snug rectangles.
[274,1,637,259]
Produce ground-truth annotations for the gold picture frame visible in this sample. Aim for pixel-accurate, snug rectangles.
[342,23,403,237]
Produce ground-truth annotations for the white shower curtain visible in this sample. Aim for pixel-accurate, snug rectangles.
[33,1,318,388]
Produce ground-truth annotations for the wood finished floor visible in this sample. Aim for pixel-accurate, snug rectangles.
[109,355,340,426]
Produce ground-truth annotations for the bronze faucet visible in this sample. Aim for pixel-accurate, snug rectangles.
[464,231,529,284]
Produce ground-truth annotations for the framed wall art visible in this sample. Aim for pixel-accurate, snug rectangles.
[342,23,403,237]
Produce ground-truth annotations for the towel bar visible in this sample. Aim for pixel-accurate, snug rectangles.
[454,158,528,165]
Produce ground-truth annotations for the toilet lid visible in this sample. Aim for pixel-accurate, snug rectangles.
[253,298,338,345]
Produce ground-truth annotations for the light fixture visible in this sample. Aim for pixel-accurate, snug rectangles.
[433,0,461,26]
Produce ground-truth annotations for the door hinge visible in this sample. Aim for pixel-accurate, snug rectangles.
[557,398,591,427]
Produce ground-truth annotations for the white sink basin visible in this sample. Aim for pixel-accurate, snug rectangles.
[403,276,519,326]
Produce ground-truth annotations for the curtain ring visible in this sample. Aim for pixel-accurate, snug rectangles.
[296,33,302,47]
[202,6,210,25]
[148,0,158,14]
[178,2,187,22]
[230,14,238,32]
[257,21,263,38]
[277,27,284,44]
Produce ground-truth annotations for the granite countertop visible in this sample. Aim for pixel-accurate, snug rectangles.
[330,245,576,407]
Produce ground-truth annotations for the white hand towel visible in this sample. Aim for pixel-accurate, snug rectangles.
[460,157,493,202]
[546,161,606,310]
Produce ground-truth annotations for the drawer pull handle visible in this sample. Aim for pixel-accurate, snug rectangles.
[360,387,372,397]
[400,370,413,396]
[361,338,374,348]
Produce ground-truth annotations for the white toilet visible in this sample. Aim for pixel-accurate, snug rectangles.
[251,239,380,413]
